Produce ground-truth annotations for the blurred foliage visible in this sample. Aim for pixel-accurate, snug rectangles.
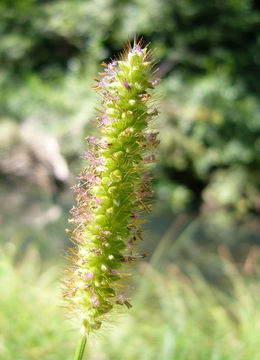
[0,244,77,360]
[2,244,260,359]
[0,0,259,225]
[158,72,260,218]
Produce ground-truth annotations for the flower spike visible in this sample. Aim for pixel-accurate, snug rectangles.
[63,40,160,335]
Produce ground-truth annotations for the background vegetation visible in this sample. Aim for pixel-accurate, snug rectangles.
[0,0,260,358]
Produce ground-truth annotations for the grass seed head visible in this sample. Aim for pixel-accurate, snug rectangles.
[63,39,159,334]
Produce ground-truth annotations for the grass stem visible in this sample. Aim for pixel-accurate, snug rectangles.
[74,334,87,360]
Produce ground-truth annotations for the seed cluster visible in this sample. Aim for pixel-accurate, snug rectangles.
[63,40,159,333]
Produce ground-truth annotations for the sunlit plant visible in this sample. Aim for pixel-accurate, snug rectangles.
[63,38,159,360]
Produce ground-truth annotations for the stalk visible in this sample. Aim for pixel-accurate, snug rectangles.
[74,334,87,360]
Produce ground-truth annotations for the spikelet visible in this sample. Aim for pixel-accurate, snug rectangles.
[63,39,160,334]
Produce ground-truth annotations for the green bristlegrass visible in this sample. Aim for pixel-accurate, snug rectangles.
[63,39,160,358]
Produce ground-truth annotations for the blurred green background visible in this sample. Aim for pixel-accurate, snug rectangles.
[0,0,260,359]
